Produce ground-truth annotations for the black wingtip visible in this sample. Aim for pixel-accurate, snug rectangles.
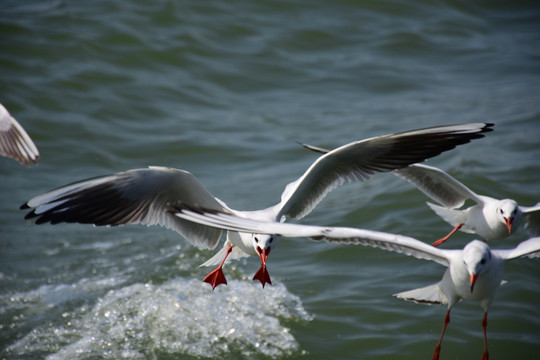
[24,211,37,221]
[299,143,329,154]
[21,203,40,221]
[470,122,494,137]
[482,123,495,132]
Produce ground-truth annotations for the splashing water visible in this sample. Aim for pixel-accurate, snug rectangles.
[4,278,312,359]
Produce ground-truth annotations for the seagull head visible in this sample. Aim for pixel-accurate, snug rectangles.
[496,199,521,235]
[253,234,275,262]
[251,234,280,288]
[463,240,492,293]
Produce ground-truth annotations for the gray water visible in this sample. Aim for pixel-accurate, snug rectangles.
[1,1,540,359]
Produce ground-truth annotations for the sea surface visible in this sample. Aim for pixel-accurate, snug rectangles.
[1,1,539,359]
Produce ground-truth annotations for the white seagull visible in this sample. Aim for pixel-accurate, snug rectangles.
[0,103,40,166]
[21,123,492,289]
[301,145,540,246]
[394,163,540,245]
[170,205,540,360]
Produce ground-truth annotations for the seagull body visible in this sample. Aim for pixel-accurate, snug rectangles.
[301,144,539,246]
[395,240,504,360]
[394,163,540,245]
[22,123,492,289]
[169,205,540,359]
[0,103,39,166]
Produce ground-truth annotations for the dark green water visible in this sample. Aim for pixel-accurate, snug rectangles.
[1,1,539,359]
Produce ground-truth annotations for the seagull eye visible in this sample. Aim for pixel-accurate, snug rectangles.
[269,237,273,244]
[480,258,487,265]
[254,237,259,243]
[499,209,504,215]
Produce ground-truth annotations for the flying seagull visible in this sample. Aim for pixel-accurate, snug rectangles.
[0,103,39,166]
[170,204,540,360]
[301,142,539,246]
[394,163,540,245]
[21,123,492,289]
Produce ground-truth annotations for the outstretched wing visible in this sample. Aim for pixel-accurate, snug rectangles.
[0,103,39,166]
[21,166,225,249]
[303,145,484,209]
[171,204,451,266]
[521,203,540,237]
[394,283,447,305]
[279,123,493,219]
[394,163,484,208]
[494,237,540,260]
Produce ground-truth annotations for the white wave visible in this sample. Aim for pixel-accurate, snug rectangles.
[6,278,311,359]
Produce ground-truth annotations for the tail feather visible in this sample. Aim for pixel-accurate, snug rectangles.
[394,283,447,305]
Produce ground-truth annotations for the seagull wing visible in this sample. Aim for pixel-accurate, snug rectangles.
[0,103,39,166]
[520,203,540,237]
[21,166,225,249]
[279,123,493,219]
[299,143,329,154]
[171,205,451,266]
[394,163,484,208]
[494,237,540,260]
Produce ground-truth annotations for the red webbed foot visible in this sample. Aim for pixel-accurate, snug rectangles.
[253,265,272,288]
[203,245,233,290]
[253,246,272,288]
[204,268,228,290]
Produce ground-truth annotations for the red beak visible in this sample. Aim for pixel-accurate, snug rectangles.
[253,247,272,288]
[504,217,513,235]
[258,246,270,264]
[470,273,479,293]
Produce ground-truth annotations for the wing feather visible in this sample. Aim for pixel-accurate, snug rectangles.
[281,123,493,219]
[521,204,540,237]
[494,237,540,260]
[22,167,225,249]
[171,205,451,266]
[395,163,483,208]
[0,104,39,166]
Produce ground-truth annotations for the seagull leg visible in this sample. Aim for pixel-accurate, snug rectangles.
[432,309,451,360]
[481,312,489,360]
[203,245,233,290]
[432,224,464,247]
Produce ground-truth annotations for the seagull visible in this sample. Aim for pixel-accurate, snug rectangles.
[21,123,493,289]
[301,144,540,246]
[394,163,540,246]
[0,103,40,166]
[169,205,540,360]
